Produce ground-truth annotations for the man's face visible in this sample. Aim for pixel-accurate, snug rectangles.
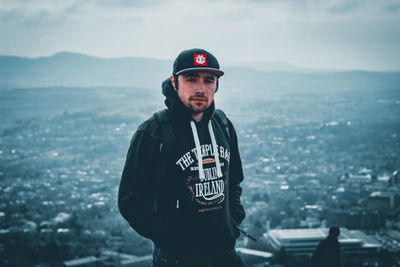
[172,71,217,113]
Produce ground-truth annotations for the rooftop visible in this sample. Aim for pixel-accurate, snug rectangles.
[265,228,381,255]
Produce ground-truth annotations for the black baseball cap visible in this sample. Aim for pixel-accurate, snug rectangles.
[172,48,224,77]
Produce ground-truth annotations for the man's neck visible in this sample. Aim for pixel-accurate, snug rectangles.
[192,112,203,122]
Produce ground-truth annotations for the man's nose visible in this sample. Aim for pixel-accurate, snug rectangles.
[194,81,206,93]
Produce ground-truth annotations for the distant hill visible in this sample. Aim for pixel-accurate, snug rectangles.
[222,68,400,97]
[0,52,172,90]
[1,52,399,96]
[226,61,322,73]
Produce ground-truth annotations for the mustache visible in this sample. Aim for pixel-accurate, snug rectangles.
[189,93,207,100]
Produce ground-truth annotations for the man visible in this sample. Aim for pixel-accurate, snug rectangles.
[118,48,246,266]
[311,227,342,267]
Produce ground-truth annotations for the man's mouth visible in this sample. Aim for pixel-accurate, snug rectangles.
[190,97,207,102]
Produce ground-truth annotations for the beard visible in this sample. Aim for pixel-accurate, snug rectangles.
[189,94,209,113]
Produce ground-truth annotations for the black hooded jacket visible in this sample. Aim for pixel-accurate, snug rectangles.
[118,79,246,257]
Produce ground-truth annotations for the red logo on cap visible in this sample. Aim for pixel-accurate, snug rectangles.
[194,54,207,66]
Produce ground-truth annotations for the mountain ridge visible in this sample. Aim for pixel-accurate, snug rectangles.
[1,52,399,95]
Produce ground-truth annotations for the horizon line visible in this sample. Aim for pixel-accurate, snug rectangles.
[1,51,400,73]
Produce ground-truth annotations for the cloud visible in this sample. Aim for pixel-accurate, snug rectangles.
[0,7,66,27]
[231,0,400,16]
[0,0,163,24]
[91,0,161,8]
[383,2,400,13]
[0,8,25,24]
[1,0,399,70]
[326,0,364,14]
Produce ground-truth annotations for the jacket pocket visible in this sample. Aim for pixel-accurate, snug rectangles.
[151,208,184,247]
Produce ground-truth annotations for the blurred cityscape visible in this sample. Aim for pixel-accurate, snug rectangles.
[0,86,399,266]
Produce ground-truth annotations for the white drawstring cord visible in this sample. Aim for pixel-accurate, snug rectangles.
[190,119,223,180]
[208,121,223,178]
[190,121,205,180]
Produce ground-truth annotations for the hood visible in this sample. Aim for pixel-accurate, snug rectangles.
[161,78,215,125]
[161,78,222,180]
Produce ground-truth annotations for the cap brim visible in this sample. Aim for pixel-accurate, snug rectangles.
[175,67,224,77]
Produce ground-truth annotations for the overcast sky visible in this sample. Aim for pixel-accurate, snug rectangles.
[1,0,400,70]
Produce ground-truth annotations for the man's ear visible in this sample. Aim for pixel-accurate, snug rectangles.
[170,75,177,91]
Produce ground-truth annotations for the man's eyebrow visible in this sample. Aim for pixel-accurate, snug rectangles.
[204,76,216,81]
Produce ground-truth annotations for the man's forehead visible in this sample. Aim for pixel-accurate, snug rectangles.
[182,71,217,79]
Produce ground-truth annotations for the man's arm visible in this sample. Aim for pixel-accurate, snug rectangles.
[118,126,160,240]
[228,121,246,226]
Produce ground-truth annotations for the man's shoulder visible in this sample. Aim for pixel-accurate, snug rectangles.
[135,113,162,139]
[214,108,236,131]
[320,238,339,249]
[214,108,227,120]
[317,239,328,250]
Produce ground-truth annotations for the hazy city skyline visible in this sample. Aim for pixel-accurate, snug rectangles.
[1,0,400,71]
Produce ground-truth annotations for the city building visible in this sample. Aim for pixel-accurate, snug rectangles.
[265,227,381,265]
[367,191,395,211]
